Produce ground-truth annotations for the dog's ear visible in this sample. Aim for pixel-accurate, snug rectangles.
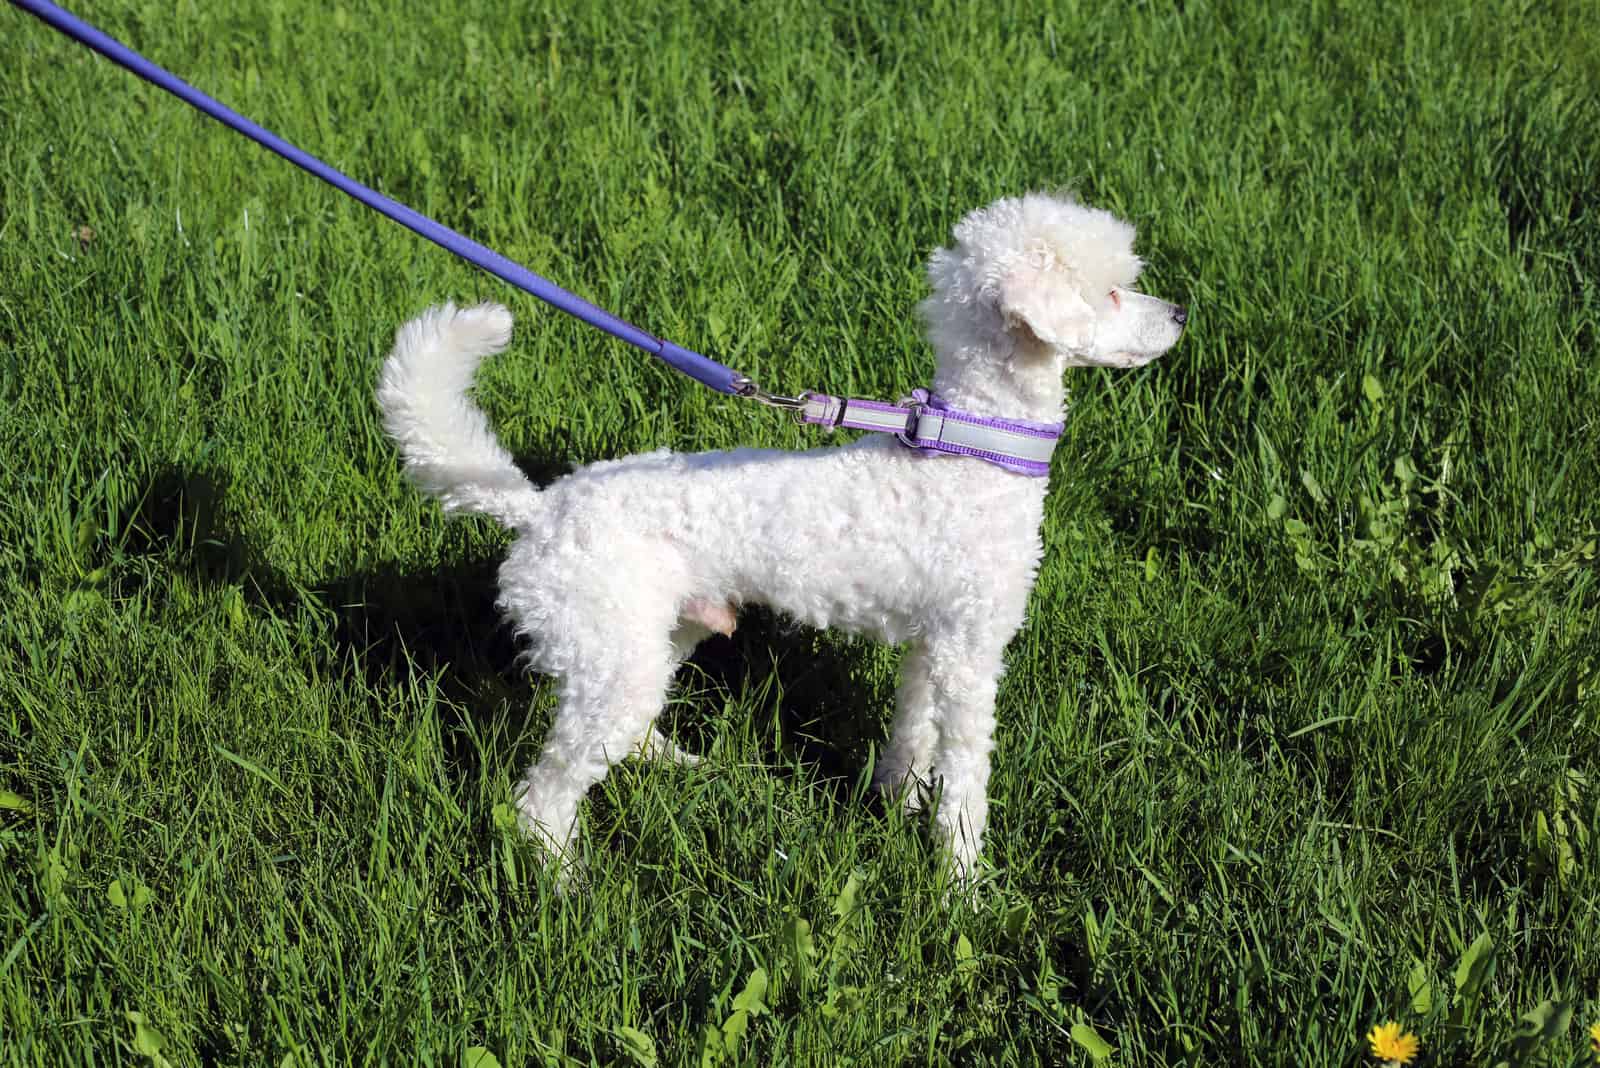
[999,269,1095,352]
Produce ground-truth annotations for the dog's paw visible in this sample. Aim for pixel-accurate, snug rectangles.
[873,773,930,815]
[942,838,997,895]
[632,726,702,767]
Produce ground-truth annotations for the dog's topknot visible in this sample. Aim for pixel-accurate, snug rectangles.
[929,192,1143,309]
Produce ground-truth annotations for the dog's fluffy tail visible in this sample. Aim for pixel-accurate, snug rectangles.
[378,302,540,528]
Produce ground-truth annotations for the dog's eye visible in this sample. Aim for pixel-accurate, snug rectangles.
[1108,290,1122,309]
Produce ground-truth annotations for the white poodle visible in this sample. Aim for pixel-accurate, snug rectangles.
[378,191,1187,882]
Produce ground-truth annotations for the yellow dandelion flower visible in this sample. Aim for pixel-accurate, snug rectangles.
[1589,1021,1600,1058]
[1367,1021,1420,1065]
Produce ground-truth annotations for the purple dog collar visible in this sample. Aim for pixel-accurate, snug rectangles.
[798,388,1061,476]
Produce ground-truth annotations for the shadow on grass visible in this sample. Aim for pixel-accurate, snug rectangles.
[678,606,889,796]
[121,459,887,801]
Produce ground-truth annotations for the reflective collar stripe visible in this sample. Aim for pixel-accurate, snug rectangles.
[799,389,1062,477]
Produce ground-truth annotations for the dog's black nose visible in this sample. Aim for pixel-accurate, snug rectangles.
[1172,306,1189,327]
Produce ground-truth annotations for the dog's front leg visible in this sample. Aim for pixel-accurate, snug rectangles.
[924,637,1008,882]
[875,641,939,812]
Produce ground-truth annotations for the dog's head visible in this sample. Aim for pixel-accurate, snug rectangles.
[921,192,1187,372]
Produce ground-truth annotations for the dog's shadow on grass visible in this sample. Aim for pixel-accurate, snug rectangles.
[125,459,887,799]
[673,607,891,794]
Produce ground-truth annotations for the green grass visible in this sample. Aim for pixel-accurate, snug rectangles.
[2,0,1598,1063]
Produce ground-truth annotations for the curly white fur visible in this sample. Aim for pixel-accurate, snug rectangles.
[378,191,1187,882]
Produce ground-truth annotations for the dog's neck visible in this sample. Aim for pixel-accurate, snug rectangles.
[927,330,1069,427]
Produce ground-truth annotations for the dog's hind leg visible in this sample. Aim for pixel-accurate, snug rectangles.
[627,608,727,767]
[512,626,680,870]
[874,641,939,812]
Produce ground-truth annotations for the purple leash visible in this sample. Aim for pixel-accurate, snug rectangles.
[9,0,1062,475]
[8,0,739,393]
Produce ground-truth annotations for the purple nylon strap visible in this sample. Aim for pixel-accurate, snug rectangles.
[9,0,742,394]
[13,0,1064,475]
[800,388,1061,477]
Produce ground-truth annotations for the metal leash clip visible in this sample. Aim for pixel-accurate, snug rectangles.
[894,393,928,449]
[732,375,813,421]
